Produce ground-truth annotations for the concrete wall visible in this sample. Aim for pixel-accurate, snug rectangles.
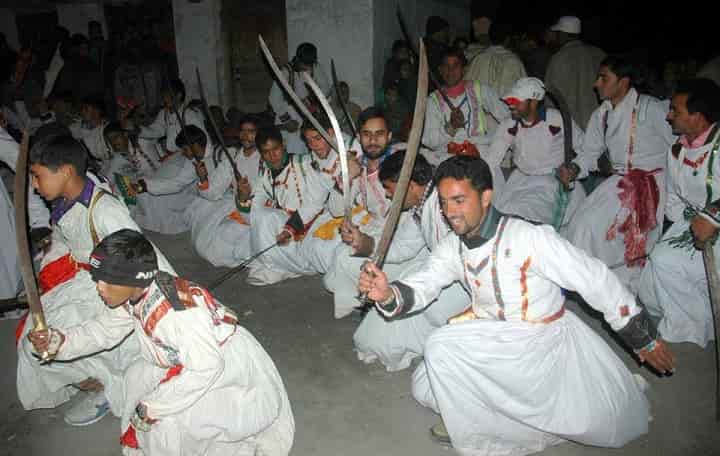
[172,0,225,107]
[285,0,375,108]
[372,0,470,102]
[0,9,21,50]
[56,1,107,37]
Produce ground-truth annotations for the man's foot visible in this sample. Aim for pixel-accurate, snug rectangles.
[64,391,110,426]
[429,422,452,446]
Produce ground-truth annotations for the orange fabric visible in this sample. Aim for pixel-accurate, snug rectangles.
[447,141,480,158]
[227,210,249,225]
[38,254,90,295]
[519,257,532,320]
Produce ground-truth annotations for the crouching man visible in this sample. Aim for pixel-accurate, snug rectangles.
[358,156,674,454]
[29,229,295,455]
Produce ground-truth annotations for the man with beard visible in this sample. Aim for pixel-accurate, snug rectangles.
[422,48,509,169]
[322,107,410,318]
[359,155,674,453]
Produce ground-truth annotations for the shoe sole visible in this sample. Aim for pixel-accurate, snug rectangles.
[64,406,110,427]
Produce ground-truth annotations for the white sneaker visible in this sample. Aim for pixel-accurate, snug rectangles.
[246,264,300,286]
[64,391,110,426]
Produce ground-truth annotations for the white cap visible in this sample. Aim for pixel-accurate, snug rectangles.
[550,16,581,34]
[502,77,546,105]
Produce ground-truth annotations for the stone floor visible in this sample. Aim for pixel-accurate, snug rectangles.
[1,231,719,455]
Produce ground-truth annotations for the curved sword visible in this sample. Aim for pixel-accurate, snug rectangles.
[195,67,241,181]
[301,72,352,220]
[372,39,428,269]
[258,35,338,152]
[14,131,53,362]
[702,244,720,421]
[330,59,358,139]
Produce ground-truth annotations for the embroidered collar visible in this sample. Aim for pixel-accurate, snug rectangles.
[461,205,502,249]
[51,178,95,224]
[411,183,433,224]
[679,123,717,149]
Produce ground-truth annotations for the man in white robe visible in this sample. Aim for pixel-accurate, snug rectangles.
[464,21,527,99]
[127,78,208,234]
[17,134,175,427]
[322,107,410,318]
[245,126,330,285]
[353,151,470,371]
[1,125,50,301]
[639,78,720,347]
[359,155,675,455]
[188,115,262,267]
[28,229,294,456]
[268,42,330,155]
[487,77,586,229]
[560,56,675,291]
[544,16,606,130]
[422,48,510,168]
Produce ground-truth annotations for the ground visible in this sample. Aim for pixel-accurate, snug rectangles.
[1,231,720,456]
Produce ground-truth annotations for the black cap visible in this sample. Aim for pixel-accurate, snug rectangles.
[296,42,317,65]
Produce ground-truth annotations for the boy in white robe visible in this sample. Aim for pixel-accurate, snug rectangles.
[639,78,720,347]
[359,155,675,455]
[16,134,174,427]
[560,56,675,291]
[188,115,262,267]
[128,126,220,236]
[28,229,294,455]
[245,126,329,285]
[69,96,110,174]
[353,151,470,371]
[422,48,510,167]
[487,77,586,229]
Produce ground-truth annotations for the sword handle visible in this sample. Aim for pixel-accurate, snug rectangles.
[31,313,56,364]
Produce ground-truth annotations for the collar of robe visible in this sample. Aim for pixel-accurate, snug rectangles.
[51,177,95,224]
[460,205,502,249]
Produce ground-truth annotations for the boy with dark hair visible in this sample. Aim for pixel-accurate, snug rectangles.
[17,133,175,427]
[28,229,294,455]
[359,155,673,452]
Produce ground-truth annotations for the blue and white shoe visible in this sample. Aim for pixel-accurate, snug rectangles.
[64,391,111,426]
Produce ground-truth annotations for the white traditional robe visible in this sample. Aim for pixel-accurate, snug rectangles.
[135,144,218,235]
[52,277,294,456]
[1,127,50,299]
[16,175,175,413]
[564,89,675,290]
[246,153,330,285]
[353,188,471,371]
[189,146,261,267]
[139,103,207,153]
[382,215,650,455]
[322,143,415,317]
[464,45,528,98]
[421,81,510,167]
[544,39,606,130]
[638,126,720,347]
[487,107,586,229]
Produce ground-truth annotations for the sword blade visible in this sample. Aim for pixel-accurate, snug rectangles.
[301,72,352,220]
[208,242,279,291]
[702,245,720,421]
[330,59,358,139]
[258,35,338,151]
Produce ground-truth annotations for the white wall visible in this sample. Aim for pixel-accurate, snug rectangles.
[0,9,20,50]
[286,0,375,108]
[372,0,470,101]
[172,0,225,107]
[56,1,107,37]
